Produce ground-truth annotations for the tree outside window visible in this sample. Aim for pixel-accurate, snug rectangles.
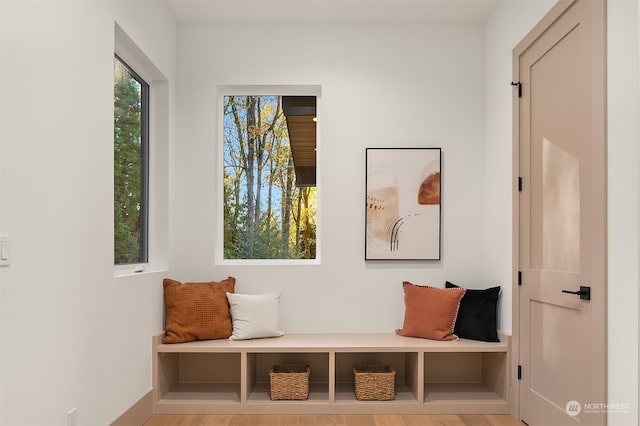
[114,55,148,265]
[223,95,316,260]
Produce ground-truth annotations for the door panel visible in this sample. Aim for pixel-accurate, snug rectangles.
[529,300,581,407]
[515,0,606,425]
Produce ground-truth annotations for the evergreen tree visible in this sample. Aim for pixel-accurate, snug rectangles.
[114,59,143,264]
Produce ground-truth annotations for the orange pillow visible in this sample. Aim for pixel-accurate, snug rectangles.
[162,277,235,344]
[396,281,465,341]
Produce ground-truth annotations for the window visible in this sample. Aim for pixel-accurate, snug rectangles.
[222,94,317,260]
[114,55,149,265]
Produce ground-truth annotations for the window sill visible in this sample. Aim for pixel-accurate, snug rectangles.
[114,264,167,278]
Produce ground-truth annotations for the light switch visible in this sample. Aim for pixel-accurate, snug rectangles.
[0,235,10,267]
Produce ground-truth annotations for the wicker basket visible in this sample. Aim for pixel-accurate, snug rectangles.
[269,364,310,400]
[353,365,395,401]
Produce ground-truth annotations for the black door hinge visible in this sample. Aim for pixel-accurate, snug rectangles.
[518,271,522,286]
[511,81,522,97]
[518,177,523,192]
[518,365,522,380]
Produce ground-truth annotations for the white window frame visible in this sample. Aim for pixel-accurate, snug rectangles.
[114,23,169,277]
[216,85,322,266]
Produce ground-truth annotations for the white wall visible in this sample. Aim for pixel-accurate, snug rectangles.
[0,1,175,425]
[0,1,3,421]
[484,0,640,424]
[608,1,640,425]
[173,21,493,333]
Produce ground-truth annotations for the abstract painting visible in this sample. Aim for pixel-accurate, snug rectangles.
[365,148,441,260]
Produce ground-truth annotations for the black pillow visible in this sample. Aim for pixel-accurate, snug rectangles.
[445,281,500,342]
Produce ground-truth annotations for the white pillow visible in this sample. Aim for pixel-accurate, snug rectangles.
[226,292,284,340]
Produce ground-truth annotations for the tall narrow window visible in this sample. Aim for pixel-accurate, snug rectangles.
[223,95,317,260]
[114,55,149,264]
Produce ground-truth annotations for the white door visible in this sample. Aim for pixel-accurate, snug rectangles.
[514,0,607,425]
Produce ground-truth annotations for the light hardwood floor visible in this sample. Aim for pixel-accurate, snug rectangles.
[144,414,524,426]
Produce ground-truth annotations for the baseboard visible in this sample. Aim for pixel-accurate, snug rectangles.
[110,389,154,426]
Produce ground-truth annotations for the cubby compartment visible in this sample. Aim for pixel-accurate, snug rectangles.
[156,352,242,404]
[423,351,509,413]
[246,352,330,403]
[334,352,419,403]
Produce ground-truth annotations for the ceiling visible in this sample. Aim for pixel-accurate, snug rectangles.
[163,0,500,24]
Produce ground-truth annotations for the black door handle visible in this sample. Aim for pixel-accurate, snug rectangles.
[562,286,591,301]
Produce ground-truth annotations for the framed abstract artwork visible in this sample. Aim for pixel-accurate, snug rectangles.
[365,148,441,260]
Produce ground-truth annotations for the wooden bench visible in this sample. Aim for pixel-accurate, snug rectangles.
[152,332,510,415]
